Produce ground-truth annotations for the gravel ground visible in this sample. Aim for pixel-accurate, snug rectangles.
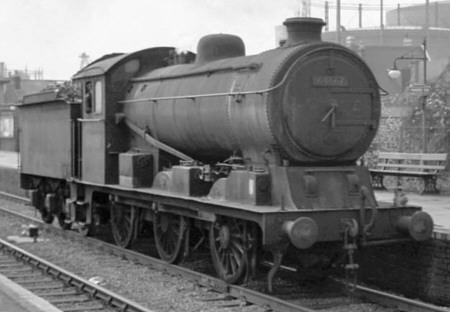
[0,198,398,312]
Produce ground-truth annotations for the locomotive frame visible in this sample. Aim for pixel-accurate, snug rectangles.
[18,17,434,291]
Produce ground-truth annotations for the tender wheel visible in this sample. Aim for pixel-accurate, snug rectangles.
[40,207,54,224]
[209,218,248,284]
[77,222,94,236]
[55,192,70,230]
[57,213,71,230]
[153,211,187,264]
[36,188,53,224]
[76,203,97,237]
[110,203,138,248]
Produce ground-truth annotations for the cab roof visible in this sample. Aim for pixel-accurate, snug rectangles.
[71,47,176,80]
[72,53,126,79]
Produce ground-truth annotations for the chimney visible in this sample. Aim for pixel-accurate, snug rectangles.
[0,84,4,105]
[283,17,326,47]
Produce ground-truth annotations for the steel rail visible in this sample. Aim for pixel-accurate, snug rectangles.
[0,191,30,204]
[1,204,448,312]
[353,284,450,312]
[0,238,156,312]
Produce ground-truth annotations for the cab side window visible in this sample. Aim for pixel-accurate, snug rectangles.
[94,81,102,114]
[84,81,93,114]
[84,80,103,115]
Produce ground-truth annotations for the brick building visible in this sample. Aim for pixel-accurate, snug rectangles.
[0,62,60,151]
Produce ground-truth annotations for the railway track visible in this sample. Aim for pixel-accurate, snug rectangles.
[0,192,449,312]
[0,238,156,312]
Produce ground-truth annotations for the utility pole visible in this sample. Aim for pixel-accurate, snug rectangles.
[79,53,91,69]
[336,0,341,44]
[387,40,429,152]
[359,3,362,28]
[425,0,430,42]
[380,0,384,45]
[422,39,428,152]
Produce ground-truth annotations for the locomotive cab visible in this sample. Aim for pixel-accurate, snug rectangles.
[72,48,177,184]
[74,72,115,184]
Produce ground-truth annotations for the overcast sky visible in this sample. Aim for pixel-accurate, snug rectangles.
[0,0,438,80]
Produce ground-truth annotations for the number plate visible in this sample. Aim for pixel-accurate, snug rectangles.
[312,75,349,87]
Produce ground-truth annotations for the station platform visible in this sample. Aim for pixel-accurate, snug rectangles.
[375,190,450,234]
[0,274,62,312]
[0,151,19,169]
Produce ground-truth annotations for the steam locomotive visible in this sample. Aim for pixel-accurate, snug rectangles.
[19,17,433,290]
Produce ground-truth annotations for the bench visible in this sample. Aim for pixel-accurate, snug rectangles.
[370,152,448,194]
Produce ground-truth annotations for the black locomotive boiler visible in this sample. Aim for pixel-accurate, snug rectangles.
[19,17,434,290]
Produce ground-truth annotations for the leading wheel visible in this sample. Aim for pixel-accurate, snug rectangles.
[209,218,248,284]
[110,203,138,248]
[153,211,187,264]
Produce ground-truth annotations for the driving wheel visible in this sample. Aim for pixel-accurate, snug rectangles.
[110,203,138,248]
[209,218,248,284]
[153,211,187,264]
